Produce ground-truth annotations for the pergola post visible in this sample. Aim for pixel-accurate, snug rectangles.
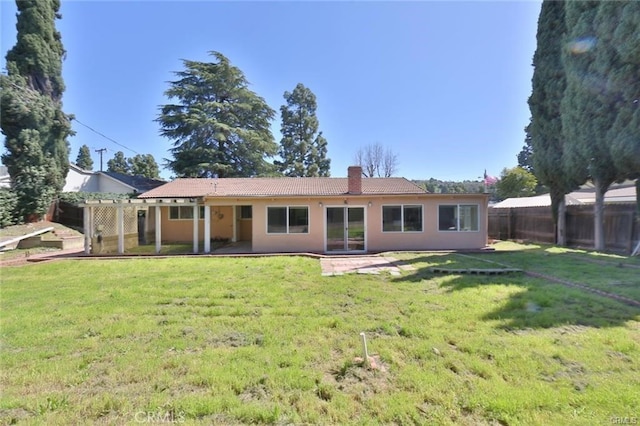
[155,205,162,253]
[204,206,211,253]
[232,206,237,242]
[193,204,199,254]
[83,206,91,254]
[117,204,125,254]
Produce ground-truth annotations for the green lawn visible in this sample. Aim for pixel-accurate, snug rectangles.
[1,245,639,425]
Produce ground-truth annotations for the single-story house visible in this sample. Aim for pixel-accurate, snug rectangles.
[81,166,489,254]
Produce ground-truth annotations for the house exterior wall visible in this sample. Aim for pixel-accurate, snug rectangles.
[237,194,488,253]
[63,168,136,194]
[158,205,234,243]
[152,194,488,252]
[249,197,326,253]
[63,167,99,192]
[366,195,488,251]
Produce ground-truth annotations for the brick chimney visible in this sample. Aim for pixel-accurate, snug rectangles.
[348,166,362,195]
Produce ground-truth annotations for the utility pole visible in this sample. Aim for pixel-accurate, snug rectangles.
[95,148,107,171]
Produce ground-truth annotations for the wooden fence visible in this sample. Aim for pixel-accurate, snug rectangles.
[52,201,84,230]
[488,203,639,254]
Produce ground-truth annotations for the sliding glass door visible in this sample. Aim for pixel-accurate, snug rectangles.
[326,207,365,252]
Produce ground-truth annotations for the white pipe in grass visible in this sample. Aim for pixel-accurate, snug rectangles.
[360,332,369,365]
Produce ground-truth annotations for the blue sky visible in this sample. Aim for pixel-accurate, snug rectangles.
[1,0,541,181]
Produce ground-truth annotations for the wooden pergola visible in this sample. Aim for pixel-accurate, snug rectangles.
[80,198,213,255]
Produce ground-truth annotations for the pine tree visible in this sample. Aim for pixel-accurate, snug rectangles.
[107,151,130,174]
[128,154,160,178]
[562,1,627,250]
[75,144,93,170]
[527,0,580,245]
[276,83,330,177]
[1,0,73,221]
[157,52,276,178]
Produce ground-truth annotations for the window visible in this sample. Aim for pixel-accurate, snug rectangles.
[288,207,309,234]
[240,205,252,219]
[438,204,479,231]
[267,206,309,234]
[169,206,205,220]
[382,205,423,232]
[382,206,402,232]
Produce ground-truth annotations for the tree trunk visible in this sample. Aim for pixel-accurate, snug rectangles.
[557,197,566,246]
[549,186,565,246]
[593,178,606,251]
[636,178,640,217]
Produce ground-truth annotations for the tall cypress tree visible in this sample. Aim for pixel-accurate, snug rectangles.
[527,0,579,245]
[0,0,72,221]
[276,83,330,177]
[562,1,623,251]
[605,2,640,215]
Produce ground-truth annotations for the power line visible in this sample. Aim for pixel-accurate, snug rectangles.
[4,80,141,156]
[72,117,139,155]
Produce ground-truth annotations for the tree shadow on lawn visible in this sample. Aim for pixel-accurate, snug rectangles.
[392,256,640,330]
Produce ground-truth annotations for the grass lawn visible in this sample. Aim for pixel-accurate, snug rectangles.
[1,245,639,425]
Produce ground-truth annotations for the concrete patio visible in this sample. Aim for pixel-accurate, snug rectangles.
[320,256,415,276]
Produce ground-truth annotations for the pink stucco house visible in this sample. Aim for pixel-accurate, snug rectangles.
[81,167,488,254]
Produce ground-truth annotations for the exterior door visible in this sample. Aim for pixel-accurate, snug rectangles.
[326,207,365,252]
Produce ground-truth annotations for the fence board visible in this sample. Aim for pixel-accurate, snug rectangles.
[489,203,638,254]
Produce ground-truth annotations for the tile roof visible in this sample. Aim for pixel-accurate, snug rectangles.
[139,177,427,198]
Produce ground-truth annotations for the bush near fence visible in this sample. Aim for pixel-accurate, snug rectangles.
[489,203,639,253]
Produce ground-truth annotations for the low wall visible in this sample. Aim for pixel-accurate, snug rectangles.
[17,235,85,250]
[91,233,138,254]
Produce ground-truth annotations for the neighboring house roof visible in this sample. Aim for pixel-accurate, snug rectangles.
[101,171,165,193]
[492,181,637,208]
[63,163,165,194]
[569,184,636,204]
[2,161,163,194]
[139,177,428,199]
[0,166,10,189]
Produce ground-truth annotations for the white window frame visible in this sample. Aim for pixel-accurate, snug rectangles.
[438,204,480,232]
[266,205,310,235]
[381,204,424,233]
[169,206,205,221]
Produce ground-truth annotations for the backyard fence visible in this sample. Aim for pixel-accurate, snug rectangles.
[52,201,84,229]
[488,203,639,254]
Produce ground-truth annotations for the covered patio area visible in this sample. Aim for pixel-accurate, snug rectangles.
[80,198,234,255]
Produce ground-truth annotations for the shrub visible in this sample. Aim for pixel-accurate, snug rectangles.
[0,188,19,228]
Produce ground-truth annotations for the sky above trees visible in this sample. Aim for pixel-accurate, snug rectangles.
[0,0,541,181]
